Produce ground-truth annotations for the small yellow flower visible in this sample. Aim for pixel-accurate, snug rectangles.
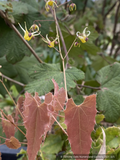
[42,34,58,48]
[45,0,58,12]
[76,27,90,43]
[18,22,40,41]
[69,3,76,11]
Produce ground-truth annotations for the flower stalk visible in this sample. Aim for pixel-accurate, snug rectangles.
[53,8,68,101]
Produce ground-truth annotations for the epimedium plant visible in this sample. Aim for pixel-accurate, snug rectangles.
[0,0,120,160]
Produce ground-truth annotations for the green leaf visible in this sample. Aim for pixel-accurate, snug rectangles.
[17,149,27,156]
[95,114,105,124]
[14,56,37,84]
[104,127,120,150]
[73,95,84,105]
[81,41,100,55]
[84,80,100,88]
[20,0,39,9]
[41,134,64,154]
[97,90,120,123]
[0,57,17,77]
[96,62,120,122]
[15,126,26,143]
[10,85,19,98]
[0,55,37,96]
[91,127,102,140]
[106,147,120,160]
[91,137,103,156]
[26,63,85,95]
[8,1,28,24]
[17,149,28,160]
[91,55,117,71]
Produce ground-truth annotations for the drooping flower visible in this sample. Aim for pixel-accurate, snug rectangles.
[74,42,80,47]
[69,3,76,11]
[42,34,58,48]
[76,27,90,43]
[45,0,58,12]
[29,24,39,32]
[18,22,40,41]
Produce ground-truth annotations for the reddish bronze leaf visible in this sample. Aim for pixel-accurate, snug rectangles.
[44,80,66,137]
[52,79,66,111]
[43,80,66,136]
[45,92,53,104]
[17,96,24,113]
[34,92,41,105]
[64,94,96,159]
[15,96,24,123]
[23,92,33,128]
[23,92,49,160]
[1,114,15,139]
[5,136,21,149]
[52,79,59,95]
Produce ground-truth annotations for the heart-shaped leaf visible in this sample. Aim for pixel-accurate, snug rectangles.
[64,94,96,158]
[23,92,50,160]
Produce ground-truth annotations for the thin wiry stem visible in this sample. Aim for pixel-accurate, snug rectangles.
[43,0,69,65]
[1,74,25,87]
[63,37,77,60]
[52,115,68,136]
[78,84,101,90]
[33,19,54,23]
[54,95,65,110]
[0,136,7,140]
[0,135,27,144]
[53,10,63,60]
[104,0,118,18]
[53,9,68,101]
